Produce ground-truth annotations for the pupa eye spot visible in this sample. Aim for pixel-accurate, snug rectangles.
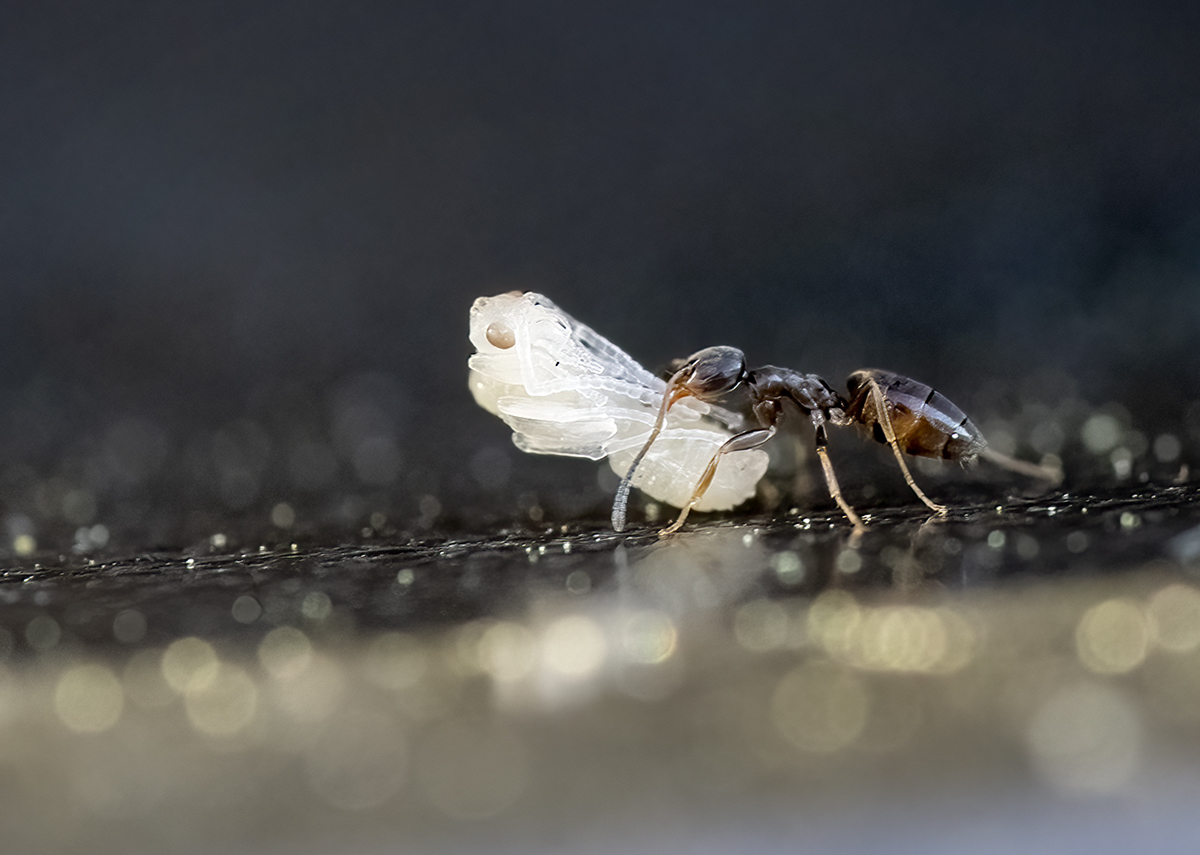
[485,322,516,350]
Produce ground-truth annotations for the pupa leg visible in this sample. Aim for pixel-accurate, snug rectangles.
[659,426,777,536]
[813,423,866,532]
[866,376,948,514]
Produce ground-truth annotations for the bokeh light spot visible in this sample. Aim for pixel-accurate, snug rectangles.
[112,609,147,644]
[55,664,124,733]
[771,660,869,753]
[231,595,262,624]
[26,615,61,651]
[161,637,219,693]
[258,627,313,680]
[1081,413,1122,454]
[185,663,258,736]
[621,611,677,664]
[1026,682,1141,795]
[856,607,949,673]
[301,591,333,621]
[270,502,296,529]
[1147,584,1200,652]
[807,590,862,660]
[477,622,536,682]
[541,615,606,678]
[1075,599,1149,674]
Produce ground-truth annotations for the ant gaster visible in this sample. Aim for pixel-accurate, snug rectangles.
[611,346,1059,535]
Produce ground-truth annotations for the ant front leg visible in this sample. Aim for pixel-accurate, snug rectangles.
[659,426,777,537]
[863,375,948,515]
[612,346,750,532]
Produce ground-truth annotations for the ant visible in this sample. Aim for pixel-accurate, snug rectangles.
[611,346,1060,535]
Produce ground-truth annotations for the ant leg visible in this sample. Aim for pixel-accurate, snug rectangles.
[865,377,948,514]
[659,426,777,536]
[813,423,866,533]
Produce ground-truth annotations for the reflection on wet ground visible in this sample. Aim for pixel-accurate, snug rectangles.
[2,483,1200,854]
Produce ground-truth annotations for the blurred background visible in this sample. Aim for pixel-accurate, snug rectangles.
[2,0,1198,551]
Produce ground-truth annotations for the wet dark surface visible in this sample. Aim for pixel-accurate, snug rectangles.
[6,482,1200,651]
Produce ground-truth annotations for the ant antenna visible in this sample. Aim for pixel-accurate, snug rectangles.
[611,376,693,531]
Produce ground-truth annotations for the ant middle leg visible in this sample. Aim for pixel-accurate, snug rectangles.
[659,426,777,536]
[813,423,866,533]
[862,375,948,515]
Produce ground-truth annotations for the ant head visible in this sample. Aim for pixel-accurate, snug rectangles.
[612,345,748,531]
[675,346,748,401]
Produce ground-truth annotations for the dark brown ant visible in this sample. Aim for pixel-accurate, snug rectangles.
[611,346,1060,535]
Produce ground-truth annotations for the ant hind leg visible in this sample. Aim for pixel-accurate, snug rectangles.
[979,447,1063,485]
[865,376,948,515]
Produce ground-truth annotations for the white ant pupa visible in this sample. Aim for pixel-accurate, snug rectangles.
[468,291,769,526]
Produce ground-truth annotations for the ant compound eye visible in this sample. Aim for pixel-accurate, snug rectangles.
[682,346,747,399]
[485,321,516,349]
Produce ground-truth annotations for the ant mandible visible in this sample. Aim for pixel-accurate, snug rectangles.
[611,346,1060,535]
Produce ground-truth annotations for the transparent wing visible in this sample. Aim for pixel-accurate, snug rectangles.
[524,293,662,391]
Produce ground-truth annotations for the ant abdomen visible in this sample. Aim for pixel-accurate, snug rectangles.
[845,369,986,464]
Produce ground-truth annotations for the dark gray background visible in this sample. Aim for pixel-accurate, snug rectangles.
[2,0,1198,548]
